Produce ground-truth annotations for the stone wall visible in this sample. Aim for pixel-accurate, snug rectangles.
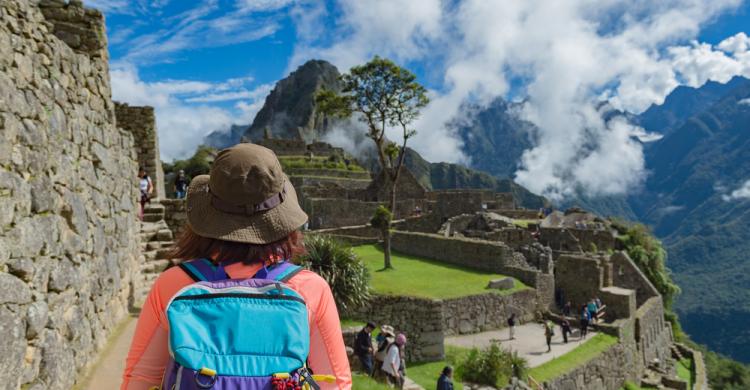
[390,231,555,309]
[0,1,140,388]
[345,295,445,362]
[541,340,640,390]
[257,137,307,156]
[114,103,165,199]
[442,289,538,335]
[611,252,659,307]
[161,198,187,238]
[304,198,426,229]
[554,255,606,310]
[635,297,672,369]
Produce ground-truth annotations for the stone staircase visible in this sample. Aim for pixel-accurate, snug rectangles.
[135,202,175,303]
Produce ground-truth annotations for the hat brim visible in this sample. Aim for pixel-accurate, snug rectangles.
[185,175,308,244]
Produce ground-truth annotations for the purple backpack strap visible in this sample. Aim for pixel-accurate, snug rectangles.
[252,261,302,282]
[177,258,229,282]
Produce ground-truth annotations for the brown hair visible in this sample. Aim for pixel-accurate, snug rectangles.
[169,225,305,265]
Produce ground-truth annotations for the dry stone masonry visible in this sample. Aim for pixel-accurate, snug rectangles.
[114,103,165,200]
[0,1,141,388]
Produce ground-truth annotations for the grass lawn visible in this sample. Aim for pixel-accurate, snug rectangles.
[352,245,529,299]
[677,358,694,389]
[279,156,365,172]
[527,333,618,383]
[512,219,540,228]
[341,319,367,329]
[352,374,390,390]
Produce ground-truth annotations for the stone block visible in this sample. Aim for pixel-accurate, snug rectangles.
[487,277,514,290]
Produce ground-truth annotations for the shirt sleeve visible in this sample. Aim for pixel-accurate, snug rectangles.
[121,267,191,389]
[295,271,353,390]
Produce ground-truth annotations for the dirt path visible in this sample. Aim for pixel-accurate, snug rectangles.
[76,315,137,390]
[445,322,597,367]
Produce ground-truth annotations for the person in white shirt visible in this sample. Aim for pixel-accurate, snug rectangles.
[382,333,407,389]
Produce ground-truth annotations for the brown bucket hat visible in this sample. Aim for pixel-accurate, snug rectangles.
[185,143,308,244]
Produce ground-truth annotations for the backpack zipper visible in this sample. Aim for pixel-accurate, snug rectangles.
[172,292,305,304]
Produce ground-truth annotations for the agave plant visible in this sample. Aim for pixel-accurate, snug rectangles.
[296,235,371,312]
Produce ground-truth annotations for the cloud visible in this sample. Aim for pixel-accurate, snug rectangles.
[113,1,282,64]
[237,0,294,12]
[722,180,750,201]
[739,98,750,106]
[83,0,132,14]
[110,66,269,160]
[288,0,745,199]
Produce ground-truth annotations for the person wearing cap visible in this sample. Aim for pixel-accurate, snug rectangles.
[121,144,352,389]
[354,322,377,376]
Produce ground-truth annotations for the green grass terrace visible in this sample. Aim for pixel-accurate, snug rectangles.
[352,244,529,299]
[278,155,366,172]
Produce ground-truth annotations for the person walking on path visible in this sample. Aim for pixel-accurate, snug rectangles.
[544,320,555,353]
[382,333,405,389]
[437,366,454,390]
[355,322,376,376]
[580,305,591,339]
[121,144,352,390]
[560,318,572,343]
[137,167,153,220]
[173,169,188,199]
[588,299,599,323]
[507,313,517,340]
[563,301,572,317]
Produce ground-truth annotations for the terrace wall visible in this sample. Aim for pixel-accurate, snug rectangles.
[390,232,555,309]
[442,289,538,335]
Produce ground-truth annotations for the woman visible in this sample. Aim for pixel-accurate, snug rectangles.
[137,167,153,220]
[121,144,352,389]
[382,333,406,389]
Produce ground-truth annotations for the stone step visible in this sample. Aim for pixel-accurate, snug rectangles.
[144,203,166,212]
[142,213,164,222]
[156,229,173,241]
[146,240,173,251]
[156,248,174,259]
[141,259,171,273]
[403,377,424,390]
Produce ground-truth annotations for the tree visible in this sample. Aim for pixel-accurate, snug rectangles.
[316,56,429,269]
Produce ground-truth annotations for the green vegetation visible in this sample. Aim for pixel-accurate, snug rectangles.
[677,358,693,389]
[527,333,618,383]
[699,343,750,390]
[612,221,680,309]
[278,155,365,172]
[352,374,389,390]
[352,244,528,299]
[512,219,539,228]
[296,235,371,312]
[340,318,366,329]
[456,343,528,388]
[619,381,657,390]
[408,346,469,390]
[162,145,217,197]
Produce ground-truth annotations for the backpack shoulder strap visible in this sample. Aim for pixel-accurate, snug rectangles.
[177,258,229,282]
[252,261,302,282]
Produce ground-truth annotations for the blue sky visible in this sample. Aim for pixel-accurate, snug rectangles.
[89,0,750,198]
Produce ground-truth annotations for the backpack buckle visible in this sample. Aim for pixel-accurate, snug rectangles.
[194,367,217,389]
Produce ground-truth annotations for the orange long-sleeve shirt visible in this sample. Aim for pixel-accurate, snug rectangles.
[121,261,352,390]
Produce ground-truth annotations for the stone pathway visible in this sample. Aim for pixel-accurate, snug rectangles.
[445,323,598,368]
[77,316,137,389]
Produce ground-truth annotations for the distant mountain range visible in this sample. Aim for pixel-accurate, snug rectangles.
[203,61,750,360]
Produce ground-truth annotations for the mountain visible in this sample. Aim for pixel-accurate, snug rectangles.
[203,124,247,149]
[633,77,750,361]
[243,59,341,143]
[403,148,547,209]
[454,99,534,178]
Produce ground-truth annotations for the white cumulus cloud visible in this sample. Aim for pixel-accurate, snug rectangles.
[110,65,269,160]
[722,180,750,201]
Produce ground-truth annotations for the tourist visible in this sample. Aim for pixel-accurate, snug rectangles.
[595,296,603,309]
[397,334,407,388]
[437,366,454,390]
[383,333,404,388]
[560,318,572,343]
[173,169,188,199]
[563,301,572,317]
[137,167,153,220]
[588,299,599,323]
[507,313,517,340]
[355,322,377,376]
[121,144,351,389]
[544,320,555,352]
[375,325,396,379]
[414,205,422,216]
[580,305,591,339]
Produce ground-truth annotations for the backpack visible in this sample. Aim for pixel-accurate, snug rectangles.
[161,258,332,390]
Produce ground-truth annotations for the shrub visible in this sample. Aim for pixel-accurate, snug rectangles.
[456,343,525,388]
[370,205,393,230]
[296,235,371,312]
